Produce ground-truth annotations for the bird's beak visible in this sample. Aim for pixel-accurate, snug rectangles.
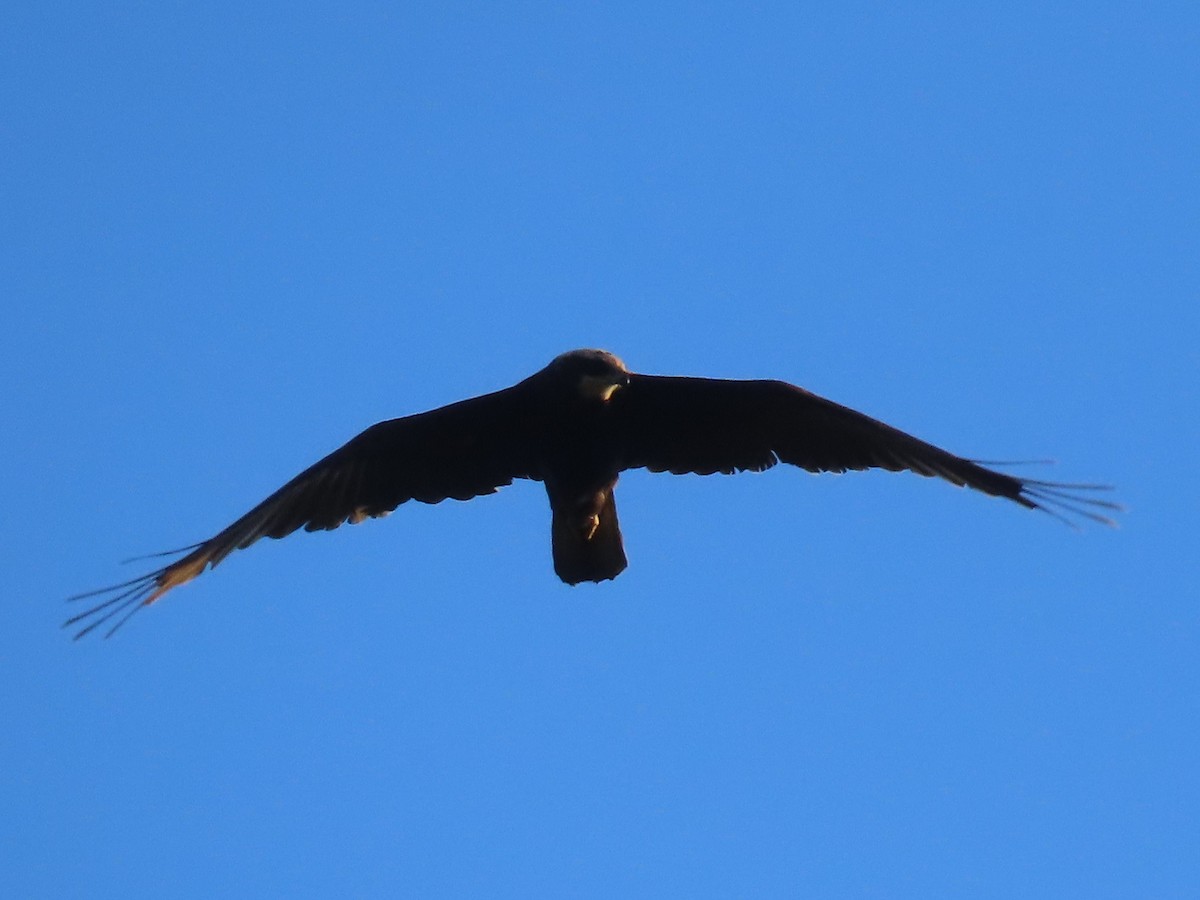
[580,372,630,402]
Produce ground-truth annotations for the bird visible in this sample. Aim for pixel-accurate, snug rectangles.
[65,349,1119,638]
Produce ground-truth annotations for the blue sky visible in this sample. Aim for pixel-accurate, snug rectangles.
[3,2,1196,896]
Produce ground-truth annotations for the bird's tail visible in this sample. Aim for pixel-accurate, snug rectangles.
[551,489,628,585]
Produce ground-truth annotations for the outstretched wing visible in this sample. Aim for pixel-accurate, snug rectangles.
[612,374,1119,522]
[66,385,542,638]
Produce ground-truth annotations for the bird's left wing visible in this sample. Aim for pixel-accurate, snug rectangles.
[612,374,1119,522]
[66,385,542,638]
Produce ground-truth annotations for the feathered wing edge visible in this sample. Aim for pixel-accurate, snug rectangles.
[63,559,193,640]
[64,529,258,639]
[63,384,542,639]
[972,468,1123,528]
[60,462,366,639]
[615,375,1123,528]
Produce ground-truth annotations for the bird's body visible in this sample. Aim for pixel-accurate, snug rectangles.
[67,349,1118,638]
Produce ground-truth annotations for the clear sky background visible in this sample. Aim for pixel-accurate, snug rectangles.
[3,2,1196,897]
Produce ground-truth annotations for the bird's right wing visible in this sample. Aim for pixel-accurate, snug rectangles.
[66,385,543,638]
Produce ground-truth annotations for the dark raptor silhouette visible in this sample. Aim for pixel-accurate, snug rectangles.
[66,349,1119,638]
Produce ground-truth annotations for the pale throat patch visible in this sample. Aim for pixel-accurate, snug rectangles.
[579,374,625,401]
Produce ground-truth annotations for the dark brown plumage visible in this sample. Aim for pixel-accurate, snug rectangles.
[66,349,1119,638]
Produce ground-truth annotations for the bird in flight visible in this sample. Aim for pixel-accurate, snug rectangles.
[66,349,1119,638]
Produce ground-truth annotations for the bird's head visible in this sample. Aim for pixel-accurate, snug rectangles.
[550,349,631,403]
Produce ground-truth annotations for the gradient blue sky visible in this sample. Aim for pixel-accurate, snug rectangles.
[4,3,1197,897]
